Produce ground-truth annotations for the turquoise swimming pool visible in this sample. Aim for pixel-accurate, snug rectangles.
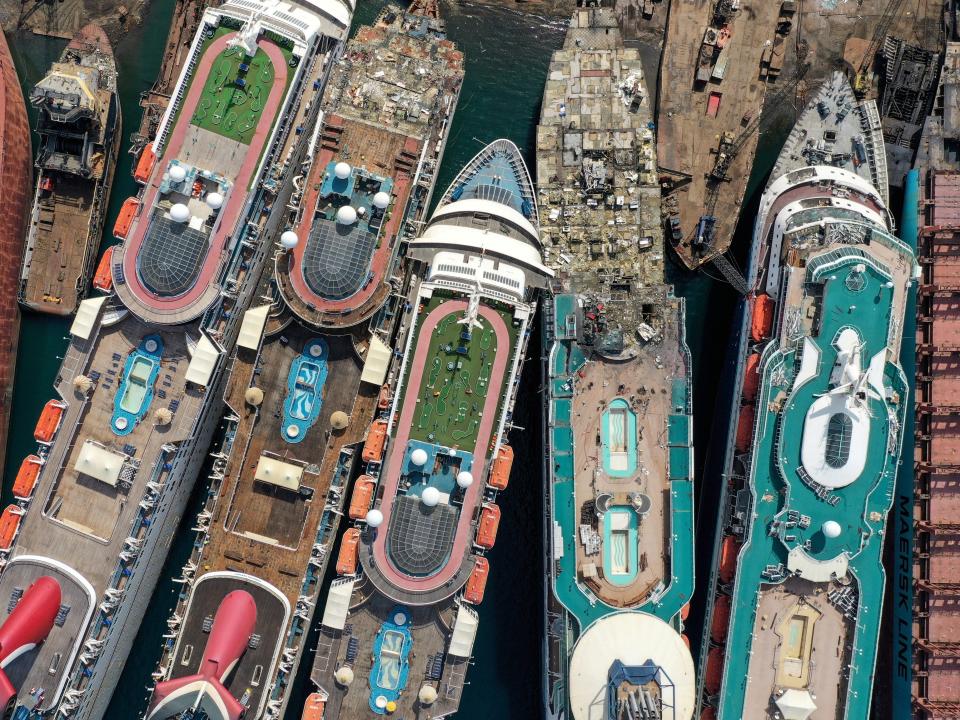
[368,606,412,714]
[112,335,163,436]
[281,339,328,443]
[601,398,637,477]
[602,506,639,586]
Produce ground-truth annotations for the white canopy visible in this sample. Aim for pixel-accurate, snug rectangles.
[185,333,220,387]
[254,455,303,491]
[74,440,125,486]
[360,335,392,386]
[237,305,270,351]
[776,689,817,720]
[448,604,479,658]
[70,296,107,341]
[321,578,355,630]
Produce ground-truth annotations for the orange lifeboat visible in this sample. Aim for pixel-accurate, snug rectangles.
[93,246,115,292]
[464,557,489,604]
[742,353,760,402]
[0,505,23,551]
[134,143,156,183]
[348,476,376,520]
[704,646,724,695]
[711,594,731,644]
[34,400,66,444]
[489,445,513,490]
[701,706,717,720]
[336,528,360,576]
[12,455,42,499]
[113,197,139,240]
[681,603,691,620]
[301,694,325,720]
[735,404,755,453]
[476,504,501,549]
[719,535,740,584]
[362,420,387,463]
[750,293,775,342]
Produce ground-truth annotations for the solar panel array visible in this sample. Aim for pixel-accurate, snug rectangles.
[387,495,458,577]
[138,215,209,297]
[302,221,376,300]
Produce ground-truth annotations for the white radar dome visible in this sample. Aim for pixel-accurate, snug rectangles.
[356,206,366,218]
[280,230,299,249]
[334,161,352,179]
[822,520,842,538]
[456,471,474,488]
[366,508,384,528]
[373,191,391,209]
[336,205,358,225]
[421,486,440,507]
[410,448,429,466]
[168,165,187,183]
[206,192,224,210]
[169,203,190,223]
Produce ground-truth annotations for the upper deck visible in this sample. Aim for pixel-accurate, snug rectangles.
[276,7,464,329]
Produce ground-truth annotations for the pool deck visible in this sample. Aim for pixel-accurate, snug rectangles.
[114,31,288,323]
[367,298,511,596]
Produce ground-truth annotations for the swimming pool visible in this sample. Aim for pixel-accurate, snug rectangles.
[369,606,412,714]
[281,339,328,443]
[112,335,163,436]
[602,506,639,586]
[601,398,638,477]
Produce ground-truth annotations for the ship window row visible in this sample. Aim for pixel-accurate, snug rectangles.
[482,270,520,289]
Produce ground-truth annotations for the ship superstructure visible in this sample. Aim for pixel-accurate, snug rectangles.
[0,0,352,717]
[144,5,462,720]
[21,25,120,315]
[699,72,916,720]
[537,7,696,720]
[310,138,549,717]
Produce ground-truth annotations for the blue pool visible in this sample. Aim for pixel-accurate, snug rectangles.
[111,335,163,436]
[602,506,639,586]
[369,606,412,713]
[281,339,328,443]
[601,398,638,478]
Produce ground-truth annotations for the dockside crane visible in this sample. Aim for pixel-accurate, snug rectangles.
[852,0,906,97]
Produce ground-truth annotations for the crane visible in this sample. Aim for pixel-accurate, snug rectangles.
[853,0,906,97]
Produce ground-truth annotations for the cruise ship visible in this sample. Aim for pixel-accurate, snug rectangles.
[698,72,917,720]
[537,6,696,720]
[0,0,352,716]
[143,3,463,719]
[309,138,549,716]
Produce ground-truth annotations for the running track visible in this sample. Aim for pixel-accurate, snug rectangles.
[119,33,289,314]
[372,299,510,593]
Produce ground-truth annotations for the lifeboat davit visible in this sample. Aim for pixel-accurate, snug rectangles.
[704,646,724,695]
[134,143,156,184]
[361,420,387,463]
[735,404,755,453]
[12,455,42,500]
[742,353,760,402]
[464,557,489,604]
[336,528,360,576]
[0,506,24,550]
[750,293,775,342]
[711,594,731,644]
[301,694,325,720]
[93,246,115,292]
[348,476,376,520]
[719,535,740,584]
[489,445,513,490]
[476,504,501,549]
[34,400,66,444]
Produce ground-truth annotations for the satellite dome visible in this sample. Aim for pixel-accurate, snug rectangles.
[334,161,352,179]
[334,666,354,686]
[356,206,366,217]
[410,448,429,466]
[245,387,264,406]
[280,230,299,249]
[418,685,438,705]
[456,471,473,488]
[366,508,384,527]
[169,203,190,223]
[206,192,224,209]
[373,191,391,209]
[168,165,187,183]
[421,486,440,507]
[331,411,349,430]
[822,520,842,538]
[336,205,358,225]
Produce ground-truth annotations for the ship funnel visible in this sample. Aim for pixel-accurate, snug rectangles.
[147,590,257,720]
[0,576,62,710]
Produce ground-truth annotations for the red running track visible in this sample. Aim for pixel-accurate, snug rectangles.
[119,33,288,314]
[372,299,510,593]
